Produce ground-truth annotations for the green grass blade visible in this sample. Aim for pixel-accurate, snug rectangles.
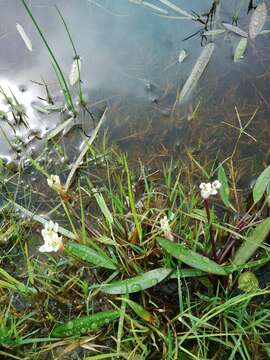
[20,0,75,113]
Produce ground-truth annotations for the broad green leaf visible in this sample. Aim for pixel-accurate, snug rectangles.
[101,268,171,294]
[51,310,120,337]
[233,218,270,265]
[253,165,270,204]
[64,243,117,270]
[233,38,247,62]
[117,297,155,323]
[157,237,226,276]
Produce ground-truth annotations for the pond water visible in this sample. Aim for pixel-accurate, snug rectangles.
[0,0,269,183]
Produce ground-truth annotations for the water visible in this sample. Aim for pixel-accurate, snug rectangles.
[0,0,270,183]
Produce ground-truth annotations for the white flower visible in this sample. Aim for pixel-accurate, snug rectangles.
[199,180,222,199]
[199,182,212,199]
[160,215,174,241]
[47,175,62,193]
[39,221,63,253]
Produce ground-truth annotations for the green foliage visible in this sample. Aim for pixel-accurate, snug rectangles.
[157,237,227,275]
[101,268,172,294]
[253,165,270,203]
[64,242,118,270]
[233,218,270,265]
[51,310,120,337]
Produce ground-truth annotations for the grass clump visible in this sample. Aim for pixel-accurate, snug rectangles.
[1,137,270,359]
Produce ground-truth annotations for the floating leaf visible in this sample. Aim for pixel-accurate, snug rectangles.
[157,237,226,276]
[52,310,120,337]
[238,272,259,293]
[179,43,215,104]
[117,297,155,323]
[16,23,33,51]
[249,2,267,40]
[222,23,248,38]
[69,57,81,86]
[233,38,247,62]
[101,268,171,294]
[64,243,117,270]
[233,218,270,266]
[253,165,270,204]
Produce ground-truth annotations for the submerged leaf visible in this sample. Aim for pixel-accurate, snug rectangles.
[179,43,215,104]
[233,38,247,62]
[52,310,120,337]
[101,268,171,294]
[16,23,33,51]
[249,2,267,40]
[64,243,117,270]
[222,23,248,38]
[157,237,227,275]
[253,165,270,204]
[233,218,270,266]
[204,29,226,36]
[178,49,188,63]
[69,57,81,86]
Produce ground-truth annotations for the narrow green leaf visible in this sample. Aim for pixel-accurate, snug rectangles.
[64,243,117,270]
[101,268,171,294]
[157,237,227,276]
[218,165,230,207]
[51,310,120,337]
[218,165,236,211]
[93,192,113,225]
[233,218,270,266]
[253,165,270,204]
[117,297,155,323]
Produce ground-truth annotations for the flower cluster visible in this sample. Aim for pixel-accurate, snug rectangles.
[199,180,222,200]
[39,221,63,253]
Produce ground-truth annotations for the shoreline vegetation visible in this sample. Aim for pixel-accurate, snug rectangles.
[1,0,270,359]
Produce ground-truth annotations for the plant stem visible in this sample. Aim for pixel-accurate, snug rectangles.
[204,199,217,261]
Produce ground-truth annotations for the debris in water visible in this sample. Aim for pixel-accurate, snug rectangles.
[179,43,215,104]
[178,49,188,63]
[69,57,82,86]
[16,23,33,52]
[249,2,267,40]
[222,23,248,38]
[234,38,248,62]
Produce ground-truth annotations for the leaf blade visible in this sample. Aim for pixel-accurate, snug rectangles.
[101,268,172,294]
[233,218,270,266]
[157,237,227,275]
